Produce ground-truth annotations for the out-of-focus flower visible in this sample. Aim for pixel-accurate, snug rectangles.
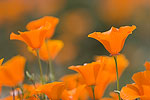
[120,61,150,100]
[95,54,129,81]
[0,55,26,87]
[10,28,47,49]
[60,73,85,90]
[34,0,67,15]
[69,62,103,86]
[97,0,145,24]
[56,9,94,64]
[100,92,118,100]
[26,16,59,39]
[35,82,65,100]
[88,25,136,55]
[62,85,88,100]
[0,0,30,24]
[69,55,129,99]
[28,40,64,61]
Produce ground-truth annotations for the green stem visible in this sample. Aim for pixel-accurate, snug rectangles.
[36,50,44,84]
[91,85,95,100]
[113,56,121,100]
[48,59,55,82]
[12,87,15,100]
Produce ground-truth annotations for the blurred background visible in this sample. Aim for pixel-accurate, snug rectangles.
[1,0,150,98]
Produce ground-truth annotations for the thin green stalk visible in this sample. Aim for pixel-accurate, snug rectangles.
[12,87,15,100]
[48,59,55,82]
[36,50,44,84]
[91,85,95,100]
[113,56,121,100]
[45,39,55,82]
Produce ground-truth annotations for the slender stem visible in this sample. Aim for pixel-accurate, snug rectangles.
[113,56,121,100]
[36,50,44,84]
[91,85,95,100]
[48,59,55,82]
[45,39,55,82]
[12,87,15,100]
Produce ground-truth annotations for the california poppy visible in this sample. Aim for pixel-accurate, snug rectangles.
[88,25,136,55]
[26,16,59,39]
[10,28,47,49]
[35,82,65,100]
[62,85,88,100]
[120,61,150,100]
[69,62,103,86]
[0,55,26,87]
[95,54,129,81]
[60,73,85,90]
[28,40,64,61]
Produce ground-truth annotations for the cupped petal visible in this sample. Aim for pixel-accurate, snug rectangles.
[69,62,101,86]
[88,25,136,55]
[26,16,59,39]
[19,29,46,49]
[120,84,140,100]
[0,55,26,87]
[35,82,65,100]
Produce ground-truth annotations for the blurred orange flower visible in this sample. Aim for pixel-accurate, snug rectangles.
[69,62,103,86]
[95,54,129,81]
[10,29,47,49]
[0,55,26,87]
[26,16,59,39]
[60,73,85,90]
[62,85,87,100]
[120,61,150,100]
[35,82,65,100]
[28,40,64,61]
[88,25,136,55]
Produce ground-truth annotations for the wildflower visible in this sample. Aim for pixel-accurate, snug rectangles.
[28,40,64,61]
[95,54,129,81]
[69,62,103,86]
[120,61,150,100]
[35,82,65,100]
[10,28,47,49]
[26,16,59,39]
[60,73,85,90]
[62,85,88,100]
[0,56,26,87]
[88,25,136,55]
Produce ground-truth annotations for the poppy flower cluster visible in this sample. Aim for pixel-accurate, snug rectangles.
[1,15,146,100]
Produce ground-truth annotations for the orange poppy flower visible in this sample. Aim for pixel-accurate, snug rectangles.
[120,61,150,100]
[88,25,136,55]
[60,73,85,90]
[0,55,26,87]
[28,40,64,61]
[10,28,47,49]
[62,85,88,100]
[35,82,65,100]
[26,16,59,39]
[95,54,129,81]
[69,62,104,86]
